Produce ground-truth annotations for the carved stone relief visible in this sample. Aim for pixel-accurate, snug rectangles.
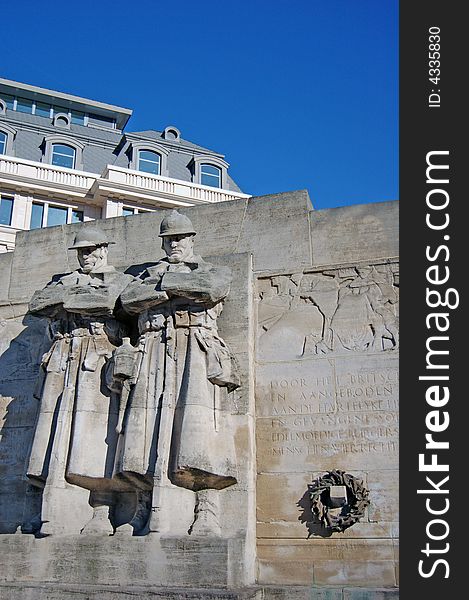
[21,213,240,537]
[257,261,399,361]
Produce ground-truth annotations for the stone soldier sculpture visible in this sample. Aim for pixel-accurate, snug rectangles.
[26,226,134,535]
[115,210,240,535]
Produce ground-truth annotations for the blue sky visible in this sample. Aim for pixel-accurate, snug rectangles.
[2,0,398,209]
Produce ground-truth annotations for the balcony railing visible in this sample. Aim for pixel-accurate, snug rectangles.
[101,166,250,204]
[0,155,96,193]
[0,155,250,205]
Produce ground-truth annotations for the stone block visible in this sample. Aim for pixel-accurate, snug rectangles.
[0,534,250,588]
[256,521,392,540]
[257,539,395,563]
[257,559,314,586]
[312,560,396,587]
[240,191,312,273]
[0,253,12,304]
[310,201,398,266]
[367,470,399,523]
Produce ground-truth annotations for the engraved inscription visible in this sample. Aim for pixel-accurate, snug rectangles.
[256,357,399,471]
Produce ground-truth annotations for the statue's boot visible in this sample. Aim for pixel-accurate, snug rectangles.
[189,489,221,536]
[81,492,114,535]
[81,505,113,535]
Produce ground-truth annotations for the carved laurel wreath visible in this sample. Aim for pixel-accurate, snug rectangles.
[308,470,370,533]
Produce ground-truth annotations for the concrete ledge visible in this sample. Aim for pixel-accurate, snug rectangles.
[0,583,399,600]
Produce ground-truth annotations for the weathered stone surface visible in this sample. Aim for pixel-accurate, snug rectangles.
[254,243,398,588]
[309,201,398,266]
[257,261,398,361]
[257,540,396,586]
[0,534,248,588]
[239,191,312,273]
[256,471,391,540]
[0,196,398,593]
[343,589,399,600]
[0,583,398,600]
[0,253,12,304]
[256,355,399,473]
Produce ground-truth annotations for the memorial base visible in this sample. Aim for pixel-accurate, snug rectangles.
[0,533,250,589]
[0,582,399,600]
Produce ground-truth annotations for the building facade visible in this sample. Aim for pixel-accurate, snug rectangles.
[0,78,249,252]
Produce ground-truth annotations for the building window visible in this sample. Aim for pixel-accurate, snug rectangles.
[138,150,161,175]
[129,141,169,176]
[35,102,51,118]
[44,136,84,170]
[47,205,68,227]
[88,113,115,129]
[190,155,228,189]
[122,206,152,216]
[163,126,181,141]
[51,144,76,169]
[30,202,83,229]
[0,196,14,226]
[30,203,45,229]
[200,164,221,188]
[0,124,16,156]
[71,111,85,126]
[16,97,33,114]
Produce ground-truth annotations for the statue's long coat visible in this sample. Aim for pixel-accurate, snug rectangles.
[117,256,239,492]
[27,267,133,492]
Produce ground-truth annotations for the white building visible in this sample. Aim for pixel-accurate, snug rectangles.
[0,78,249,252]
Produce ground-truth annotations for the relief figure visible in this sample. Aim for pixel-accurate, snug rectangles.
[114,210,240,535]
[26,226,133,535]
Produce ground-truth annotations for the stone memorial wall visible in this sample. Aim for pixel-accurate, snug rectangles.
[0,191,398,599]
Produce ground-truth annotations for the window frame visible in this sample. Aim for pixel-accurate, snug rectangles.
[200,163,222,188]
[121,205,153,217]
[0,123,16,156]
[43,135,84,170]
[0,195,14,227]
[190,155,229,189]
[51,143,76,169]
[137,149,162,175]
[29,200,85,229]
[128,140,169,176]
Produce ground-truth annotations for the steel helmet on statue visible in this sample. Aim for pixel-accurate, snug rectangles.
[68,226,115,249]
[159,210,196,238]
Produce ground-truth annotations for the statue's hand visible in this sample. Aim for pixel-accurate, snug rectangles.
[29,287,64,316]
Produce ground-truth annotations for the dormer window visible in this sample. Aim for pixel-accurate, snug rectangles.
[0,124,16,156]
[128,141,169,176]
[201,164,221,188]
[43,135,83,170]
[190,155,229,189]
[138,150,161,175]
[51,144,76,168]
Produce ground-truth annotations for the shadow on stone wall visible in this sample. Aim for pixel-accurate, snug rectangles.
[0,314,49,533]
